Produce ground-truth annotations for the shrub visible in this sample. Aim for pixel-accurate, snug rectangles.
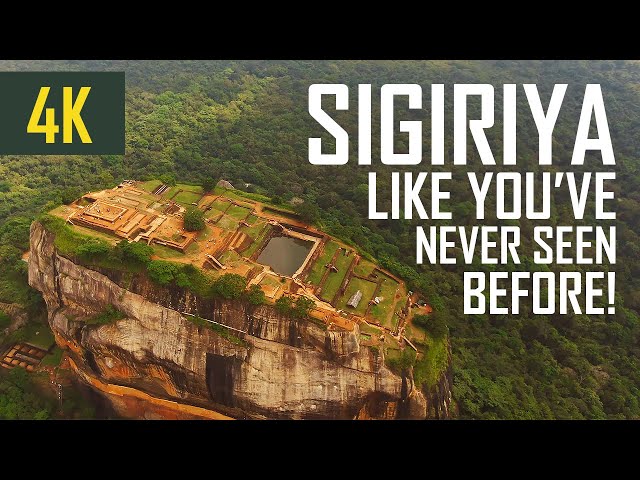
[159,173,176,186]
[212,273,246,299]
[275,296,294,314]
[115,240,153,265]
[245,284,266,305]
[413,311,448,339]
[85,305,125,325]
[293,296,315,318]
[202,178,216,193]
[76,238,110,259]
[147,261,178,285]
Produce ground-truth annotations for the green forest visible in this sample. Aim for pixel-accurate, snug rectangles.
[0,60,638,419]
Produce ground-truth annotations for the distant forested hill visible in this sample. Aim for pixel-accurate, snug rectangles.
[0,60,638,418]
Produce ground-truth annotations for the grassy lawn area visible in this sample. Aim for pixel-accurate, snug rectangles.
[320,251,354,303]
[41,346,64,367]
[369,277,400,325]
[175,183,203,194]
[212,198,230,212]
[353,259,376,277]
[17,322,55,350]
[227,204,251,220]
[214,187,295,212]
[160,186,174,199]
[185,242,200,255]
[141,179,162,192]
[195,224,213,241]
[215,215,239,231]
[152,244,185,259]
[359,322,382,336]
[336,277,377,315]
[241,219,267,240]
[243,223,272,258]
[263,206,298,219]
[67,224,120,245]
[174,190,202,205]
[219,249,244,267]
[306,241,339,286]
[245,214,258,225]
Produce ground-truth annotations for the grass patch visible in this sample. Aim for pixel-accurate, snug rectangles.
[153,244,185,259]
[244,224,272,258]
[212,198,231,212]
[187,316,248,347]
[175,183,203,194]
[160,187,174,199]
[336,276,377,315]
[213,187,295,212]
[306,241,339,285]
[215,215,239,231]
[245,214,258,225]
[369,277,400,325]
[413,335,449,389]
[259,274,282,290]
[320,250,353,303]
[263,206,299,219]
[353,259,376,277]
[140,179,162,192]
[360,322,381,336]
[41,346,64,367]
[241,219,267,241]
[85,305,125,326]
[219,249,242,264]
[227,204,251,220]
[8,322,56,350]
[174,190,202,205]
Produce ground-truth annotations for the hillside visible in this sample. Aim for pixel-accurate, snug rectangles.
[1,60,639,419]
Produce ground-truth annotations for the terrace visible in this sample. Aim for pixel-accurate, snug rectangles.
[51,180,426,344]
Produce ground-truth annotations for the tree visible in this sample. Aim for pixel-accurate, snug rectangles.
[183,207,205,232]
[413,311,448,339]
[0,181,10,193]
[147,261,178,285]
[275,296,293,314]
[0,368,54,420]
[61,187,81,205]
[212,274,247,299]
[271,195,283,205]
[0,245,21,266]
[293,297,315,318]
[294,202,320,224]
[0,217,31,249]
[202,177,216,193]
[159,173,176,186]
[175,272,192,289]
[115,240,153,265]
[245,284,266,305]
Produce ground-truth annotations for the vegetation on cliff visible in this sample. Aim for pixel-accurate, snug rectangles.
[1,60,639,418]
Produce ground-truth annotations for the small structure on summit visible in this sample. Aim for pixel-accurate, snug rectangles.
[347,290,362,309]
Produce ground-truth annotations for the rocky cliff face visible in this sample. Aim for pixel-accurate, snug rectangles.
[29,221,450,419]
